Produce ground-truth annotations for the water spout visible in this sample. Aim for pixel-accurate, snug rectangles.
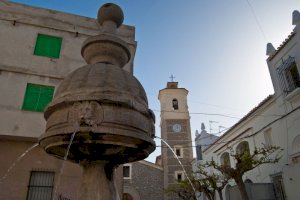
[0,143,39,184]
[52,130,78,200]
[155,136,196,194]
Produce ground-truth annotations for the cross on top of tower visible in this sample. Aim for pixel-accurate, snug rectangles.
[169,74,175,82]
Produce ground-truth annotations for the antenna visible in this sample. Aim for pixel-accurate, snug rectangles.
[218,125,228,134]
[209,120,218,134]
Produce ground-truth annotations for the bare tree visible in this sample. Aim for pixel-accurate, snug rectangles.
[165,180,197,200]
[166,145,281,200]
[208,145,282,200]
[166,166,228,200]
[195,165,228,200]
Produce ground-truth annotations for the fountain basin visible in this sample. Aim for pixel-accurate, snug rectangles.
[39,63,155,164]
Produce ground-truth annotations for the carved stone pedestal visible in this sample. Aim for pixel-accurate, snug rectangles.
[78,161,119,200]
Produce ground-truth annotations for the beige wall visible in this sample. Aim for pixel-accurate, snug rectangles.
[159,88,190,120]
[0,2,138,199]
[0,1,137,139]
[0,139,81,200]
[0,138,123,200]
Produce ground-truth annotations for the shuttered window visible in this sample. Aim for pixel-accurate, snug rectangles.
[22,83,55,112]
[34,34,62,58]
[27,171,55,200]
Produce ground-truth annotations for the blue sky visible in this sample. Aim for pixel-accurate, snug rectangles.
[13,0,300,162]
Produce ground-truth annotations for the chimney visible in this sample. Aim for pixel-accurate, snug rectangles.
[266,43,276,56]
[292,10,300,26]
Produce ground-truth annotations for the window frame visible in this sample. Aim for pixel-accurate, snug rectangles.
[123,164,132,179]
[172,98,179,110]
[175,171,184,182]
[291,135,300,164]
[277,56,300,94]
[263,128,273,147]
[220,152,231,167]
[196,145,202,160]
[174,146,183,158]
[236,141,250,155]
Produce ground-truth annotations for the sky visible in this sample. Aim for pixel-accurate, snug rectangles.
[12,0,300,162]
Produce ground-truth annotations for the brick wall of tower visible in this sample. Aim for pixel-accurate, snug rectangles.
[161,119,193,200]
[123,161,164,200]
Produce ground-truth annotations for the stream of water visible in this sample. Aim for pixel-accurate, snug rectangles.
[0,143,39,184]
[52,130,77,200]
[113,168,121,200]
[155,136,197,194]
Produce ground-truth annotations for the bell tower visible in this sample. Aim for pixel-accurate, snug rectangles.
[158,80,193,199]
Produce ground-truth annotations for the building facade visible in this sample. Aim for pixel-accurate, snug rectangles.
[0,1,162,200]
[192,124,219,200]
[203,10,300,200]
[158,81,194,200]
[194,123,219,162]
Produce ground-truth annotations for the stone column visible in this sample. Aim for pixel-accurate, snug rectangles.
[78,161,119,200]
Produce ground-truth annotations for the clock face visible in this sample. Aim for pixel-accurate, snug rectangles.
[172,124,182,133]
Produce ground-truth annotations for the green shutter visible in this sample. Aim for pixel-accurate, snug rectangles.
[34,34,62,58]
[22,83,55,112]
[22,84,40,111]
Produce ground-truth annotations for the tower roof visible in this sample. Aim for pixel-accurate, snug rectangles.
[167,82,178,88]
[158,81,188,98]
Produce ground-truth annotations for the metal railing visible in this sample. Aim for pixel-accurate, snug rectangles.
[277,56,300,94]
[26,171,55,200]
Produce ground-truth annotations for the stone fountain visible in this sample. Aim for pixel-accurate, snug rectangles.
[38,3,156,200]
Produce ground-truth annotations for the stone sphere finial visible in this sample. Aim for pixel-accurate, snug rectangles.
[97,3,124,28]
[81,3,130,66]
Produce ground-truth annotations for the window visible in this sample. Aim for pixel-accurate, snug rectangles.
[291,135,300,164]
[220,152,231,166]
[122,193,133,200]
[27,171,54,200]
[271,173,286,200]
[34,34,62,58]
[264,128,273,147]
[172,99,178,110]
[175,171,184,182]
[236,141,250,155]
[22,83,55,112]
[196,145,202,160]
[123,164,132,179]
[277,57,300,94]
[174,146,183,158]
[244,179,253,184]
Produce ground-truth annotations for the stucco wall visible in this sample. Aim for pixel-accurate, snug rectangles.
[0,138,124,200]
[0,1,137,139]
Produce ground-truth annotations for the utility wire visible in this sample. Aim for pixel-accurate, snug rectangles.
[156,134,251,148]
[152,108,283,119]
[156,102,300,149]
[152,109,240,119]
[245,0,268,41]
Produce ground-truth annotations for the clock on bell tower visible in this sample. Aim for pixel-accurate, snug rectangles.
[158,80,193,200]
